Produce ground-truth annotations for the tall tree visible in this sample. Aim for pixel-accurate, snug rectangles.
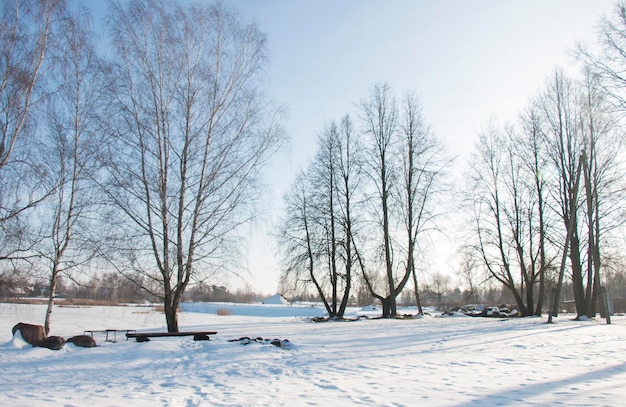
[278,115,362,319]
[277,172,324,306]
[576,1,626,318]
[334,115,362,317]
[398,92,447,315]
[358,83,400,317]
[357,84,447,317]
[518,106,552,316]
[39,4,104,335]
[578,68,622,317]
[468,118,554,316]
[537,69,622,319]
[102,0,284,332]
[313,122,341,316]
[537,71,586,316]
[314,116,362,318]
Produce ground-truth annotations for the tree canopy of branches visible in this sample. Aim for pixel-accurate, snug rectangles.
[38,4,106,335]
[468,119,553,316]
[0,0,284,334]
[98,0,284,332]
[356,84,448,317]
[279,84,448,318]
[466,66,624,319]
[278,116,361,319]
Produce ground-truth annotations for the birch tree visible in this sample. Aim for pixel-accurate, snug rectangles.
[40,5,104,335]
[102,0,284,332]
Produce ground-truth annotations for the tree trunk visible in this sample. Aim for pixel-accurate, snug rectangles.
[412,265,423,315]
[44,266,59,336]
[381,297,393,318]
[164,299,179,333]
[535,182,547,316]
[570,229,587,317]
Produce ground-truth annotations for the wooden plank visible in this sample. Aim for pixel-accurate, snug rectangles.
[126,331,217,342]
[126,331,217,338]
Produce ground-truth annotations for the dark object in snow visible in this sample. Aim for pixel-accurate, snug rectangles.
[228,336,253,344]
[126,330,217,342]
[311,315,369,322]
[444,304,519,318]
[481,307,501,317]
[37,336,66,350]
[67,335,97,348]
[193,334,211,341]
[12,322,46,346]
[270,339,290,349]
[228,336,292,349]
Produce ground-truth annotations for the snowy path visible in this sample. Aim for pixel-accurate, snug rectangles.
[1,303,626,406]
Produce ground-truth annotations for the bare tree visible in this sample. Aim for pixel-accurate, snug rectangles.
[334,115,362,317]
[101,0,284,332]
[38,5,104,335]
[517,105,554,315]
[277,172,323,306]
[313,122,341,316]
[578,68,623,316]
[576,1,626,318]
[398,92,449,315]
[277,150,330,313]
[457,246,483,304]
[538,71,586,317]
[278,87,446,320]
[356,84,448,317]
[468,119,550,316]
[314,116,363,318]
[358,83,400,317]
[427,271,451,311]
[278,115,362,319]
[538,69,622,319]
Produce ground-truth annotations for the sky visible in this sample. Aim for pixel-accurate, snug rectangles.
[229,0,617,294]
[83,0,618,294]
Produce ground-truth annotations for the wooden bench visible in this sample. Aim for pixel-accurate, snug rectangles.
[126,331,217,342]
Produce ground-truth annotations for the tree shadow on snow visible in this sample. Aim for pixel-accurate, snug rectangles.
[451,361,626,406]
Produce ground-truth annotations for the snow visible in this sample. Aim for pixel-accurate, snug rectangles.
[2,302,626,406]
[261,293,290,305]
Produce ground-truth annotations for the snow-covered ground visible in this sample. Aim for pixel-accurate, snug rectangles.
[2,302,626,406]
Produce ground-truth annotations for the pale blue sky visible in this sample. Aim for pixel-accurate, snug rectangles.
[232,0,616,294]
[83,0,616,293]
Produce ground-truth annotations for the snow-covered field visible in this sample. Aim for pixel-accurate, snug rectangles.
[2,302,626,406]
